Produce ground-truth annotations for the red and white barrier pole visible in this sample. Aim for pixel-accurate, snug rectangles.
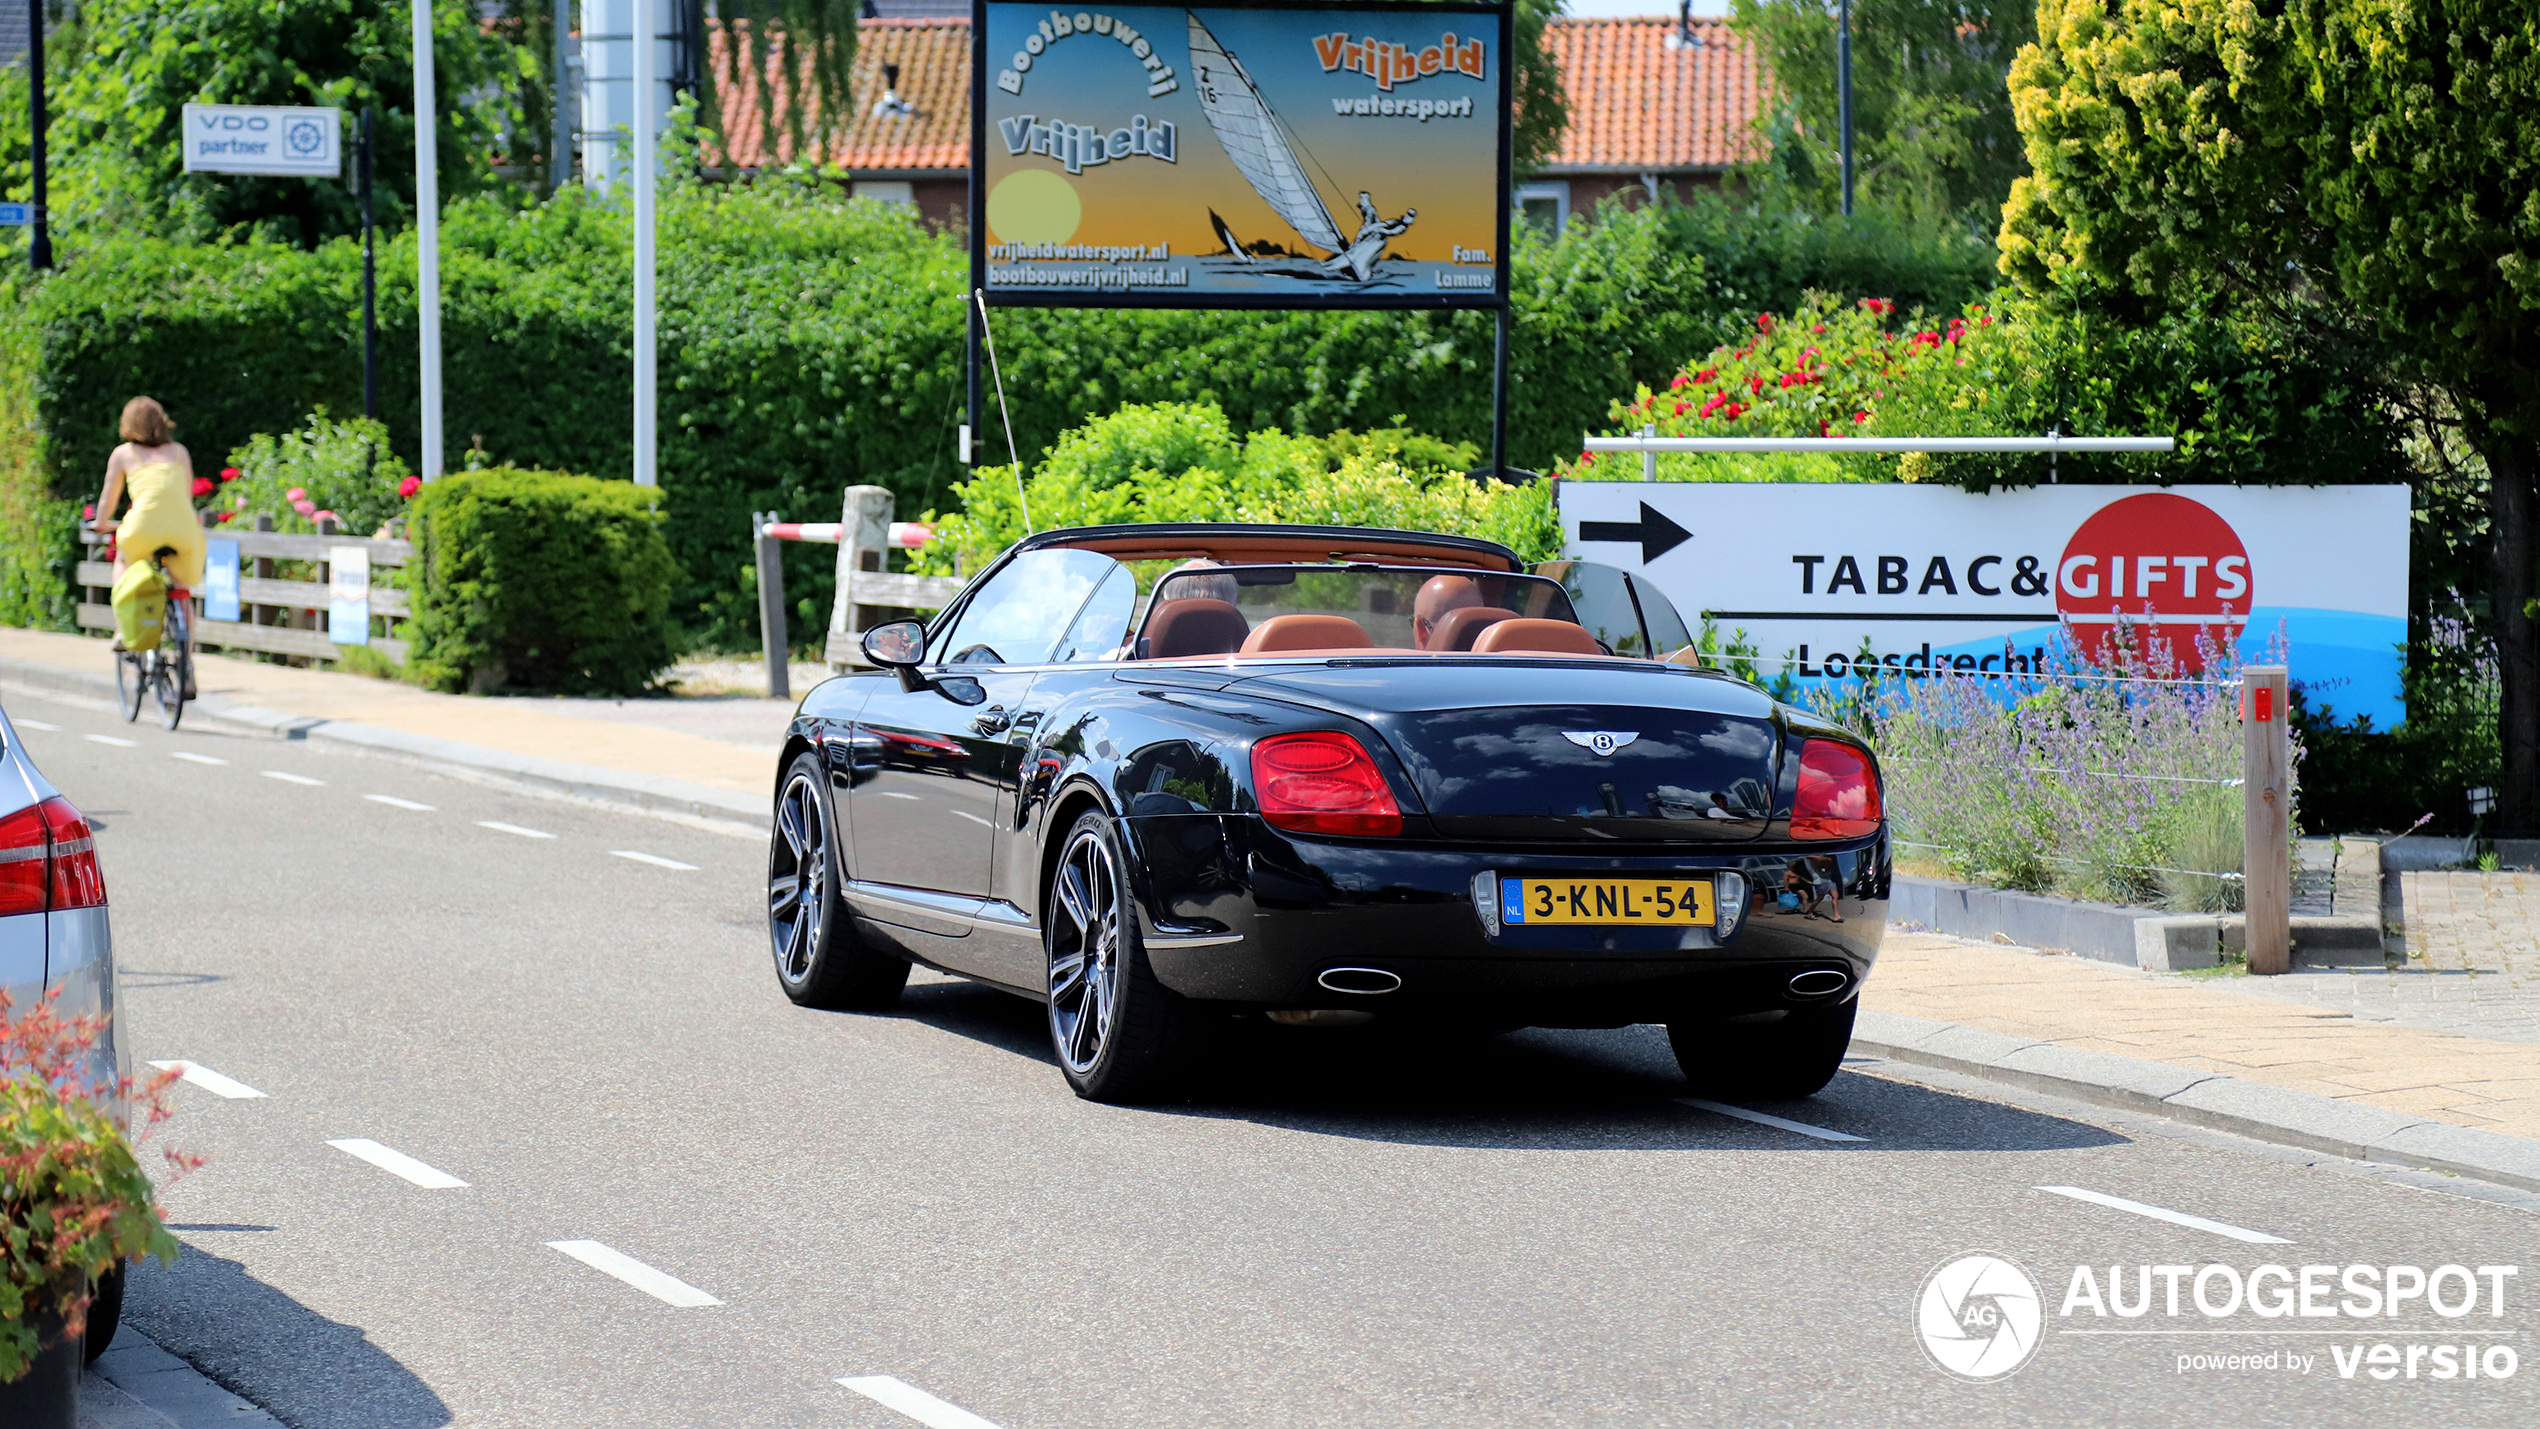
[760,520,934,548]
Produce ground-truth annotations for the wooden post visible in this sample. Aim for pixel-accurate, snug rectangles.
[829,485,895,669]
[755,511,790,701]
[2243,665,2292,974]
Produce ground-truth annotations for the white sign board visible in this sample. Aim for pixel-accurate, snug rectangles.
[327,546,370,647]
[1561,483,2411,729]
[181,104,342,177]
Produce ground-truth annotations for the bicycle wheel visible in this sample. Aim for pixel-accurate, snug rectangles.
[158,601,192,730]
[116,651,144,722]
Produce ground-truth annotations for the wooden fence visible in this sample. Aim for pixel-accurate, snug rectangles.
[78,518,414,666]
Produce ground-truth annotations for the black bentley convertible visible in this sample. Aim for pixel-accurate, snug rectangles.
[768,523,1888,1102]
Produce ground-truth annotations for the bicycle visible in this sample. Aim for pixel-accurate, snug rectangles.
[114,544,193,731]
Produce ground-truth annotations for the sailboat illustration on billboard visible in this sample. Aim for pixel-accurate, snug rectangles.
[1186,10,1414,283]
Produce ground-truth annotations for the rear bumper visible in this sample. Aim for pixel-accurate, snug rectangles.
[1120,815,1888,1025]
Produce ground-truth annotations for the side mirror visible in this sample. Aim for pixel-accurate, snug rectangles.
[862,620,930,690]
[861,620,927,668]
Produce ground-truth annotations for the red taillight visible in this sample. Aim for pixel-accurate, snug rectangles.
[0,797,108,916]
[42,799,106,910]
[1792,739,1881,840]
[1250,732,1402,838]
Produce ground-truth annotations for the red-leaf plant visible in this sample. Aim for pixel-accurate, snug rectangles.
[0,989,196,1382]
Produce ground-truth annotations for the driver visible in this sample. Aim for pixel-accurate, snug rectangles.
[1412,574,1482,650]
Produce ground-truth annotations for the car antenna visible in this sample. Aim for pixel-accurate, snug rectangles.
[973,288,1033,533]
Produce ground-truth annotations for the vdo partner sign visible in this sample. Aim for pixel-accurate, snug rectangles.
[180,104,343,177]
[1560,484,2411,728]
[975,2,1511,306]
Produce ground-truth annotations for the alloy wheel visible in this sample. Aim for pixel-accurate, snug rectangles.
[768,772,829,984]
[1048,825,1124,1076]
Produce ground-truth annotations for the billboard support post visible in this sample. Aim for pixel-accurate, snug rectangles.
[2243,665,2292,975]
[1490,305,1509,480]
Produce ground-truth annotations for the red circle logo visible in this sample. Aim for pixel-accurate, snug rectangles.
[2055,494,2251,669]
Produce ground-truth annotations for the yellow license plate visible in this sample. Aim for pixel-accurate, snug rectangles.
[1502,877,1715,927]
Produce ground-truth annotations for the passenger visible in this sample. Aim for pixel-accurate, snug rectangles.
[1412,574,1482,649]
[1163,558,1238,606]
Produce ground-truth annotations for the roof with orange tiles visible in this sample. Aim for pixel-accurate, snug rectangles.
[707,15,1764,176]
[1540,17,1763,174]
[709,18,969,173]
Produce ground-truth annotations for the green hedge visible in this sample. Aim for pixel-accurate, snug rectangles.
[2,180,1993,648]
[402,468,678,695]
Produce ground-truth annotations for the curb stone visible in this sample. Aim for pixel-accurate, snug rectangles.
[0,654,768,829]
[1853,1009,2540,1195]
[81,1325,278,1428]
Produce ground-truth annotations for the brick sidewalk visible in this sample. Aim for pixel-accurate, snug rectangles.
[1867,931,2540,1142]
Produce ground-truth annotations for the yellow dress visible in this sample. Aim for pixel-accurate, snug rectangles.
[117,461,205,590]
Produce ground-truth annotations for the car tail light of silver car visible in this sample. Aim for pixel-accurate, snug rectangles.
[0,796,108,916]
[1791,740,1881,840]
[1251,732,1403,837]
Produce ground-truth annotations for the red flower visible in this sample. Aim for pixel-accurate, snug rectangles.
[191,476,215,498]
[1669,373,1691,391]
[218,466,241,482]
[213,511,233,525]
[1673,400,1689,416]
[1699,392,1728,420]
[1747,374,1767,395]
[1757,313,1775,333]
[1721,402,1745,421]
[82,504,94,519]
[398,474,423,499]
[1853,411,1871,423]
[1578,452,1595,465]
[1695,368,1716,385]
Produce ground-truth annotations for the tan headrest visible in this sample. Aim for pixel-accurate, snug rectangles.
[1241,614,1373,654]
[1471,618,1605,656]
[1426,605,1518,651]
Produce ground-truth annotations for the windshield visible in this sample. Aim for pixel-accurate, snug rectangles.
[1132,565,1592,658]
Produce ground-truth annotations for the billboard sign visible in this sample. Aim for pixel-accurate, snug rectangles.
[1560,483,2411,728]
[180,104,343,177]
[975,2,1511,307]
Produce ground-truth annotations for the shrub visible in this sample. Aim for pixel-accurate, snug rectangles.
[1814,624,2277,910]
[402,468,679,694]
[1,990,188,1382]
[916,403,1558,572]
[223,410,412,536]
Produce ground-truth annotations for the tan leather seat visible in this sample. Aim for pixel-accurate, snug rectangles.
[1426,605,1518,651]
[1240,614,1373,654]
[1142,598,1249,658]
[1471,618,1604,656]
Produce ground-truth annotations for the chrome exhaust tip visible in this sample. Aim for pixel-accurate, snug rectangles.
[1788,969,1851,998]
[1317,966,1402,995]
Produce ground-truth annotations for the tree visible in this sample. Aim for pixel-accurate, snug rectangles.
[1729,0,2034,233]
[21,0,521,248]
[1999,2,2540,828]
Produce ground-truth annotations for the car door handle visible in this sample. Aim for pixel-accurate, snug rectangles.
[971,706,1012,734]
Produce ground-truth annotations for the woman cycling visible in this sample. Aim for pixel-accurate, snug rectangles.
[94,397,204,685]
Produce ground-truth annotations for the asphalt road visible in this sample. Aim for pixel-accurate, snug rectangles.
[10,685,2539,1428]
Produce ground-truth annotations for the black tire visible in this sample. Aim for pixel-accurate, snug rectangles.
[85,1259,124,1362]
[767,753,908,1010]
[1668,997,1858,1101]
[1045,809,1191,1102]
[150,656,183,731]
[116,652,144,722]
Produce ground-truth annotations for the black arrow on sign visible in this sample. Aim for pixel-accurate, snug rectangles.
[1577,502,1693,565]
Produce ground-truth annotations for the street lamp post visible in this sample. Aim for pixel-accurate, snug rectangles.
[29,0,50,269]
[1837,0,1854,218]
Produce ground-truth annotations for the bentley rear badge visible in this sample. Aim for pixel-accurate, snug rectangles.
[1561,731,1639,757]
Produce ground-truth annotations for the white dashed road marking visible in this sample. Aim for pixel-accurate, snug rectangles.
[326,1139,469,1189]
[879,791,921,800]
[171,752,229,765]
[1673,1098,1868,1143]
[85,734,137,747]
[609,850,698,871]
[836,1377,1006,1429]
[2036,1185,2291,1244]
[951,810,993,827]
[476,821,555,839]
[14,719,60,730]
[147,1060,266,1099]
[366,795,436,811]
[545,1241,722,1307]
[261,771,325,786]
